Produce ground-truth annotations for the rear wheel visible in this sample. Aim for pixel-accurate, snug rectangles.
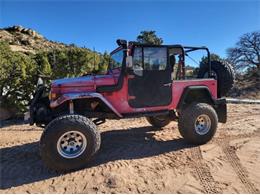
[40,115,101,172]
[146,115,171,128]
[178,103,218,145]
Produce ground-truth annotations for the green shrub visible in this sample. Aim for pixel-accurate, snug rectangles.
[0,41,110,114]
[0,42,37,112]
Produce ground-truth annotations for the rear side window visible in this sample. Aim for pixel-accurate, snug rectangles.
[144,47,167,70]
[133,47,167,71]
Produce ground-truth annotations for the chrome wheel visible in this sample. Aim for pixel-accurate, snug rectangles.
[57,131,87,159]
[194,114,211,135]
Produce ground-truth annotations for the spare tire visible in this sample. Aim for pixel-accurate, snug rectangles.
[197,60,235,97]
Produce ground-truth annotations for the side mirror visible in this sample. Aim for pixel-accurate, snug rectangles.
[37,77,43,86]
[126,56,133,68]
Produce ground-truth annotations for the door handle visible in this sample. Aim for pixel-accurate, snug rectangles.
[163,83,172,87]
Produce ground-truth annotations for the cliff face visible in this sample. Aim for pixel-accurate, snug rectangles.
[0,25,68,54]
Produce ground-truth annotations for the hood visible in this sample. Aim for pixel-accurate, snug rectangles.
[51,74,117,93]
[53,75,95,87]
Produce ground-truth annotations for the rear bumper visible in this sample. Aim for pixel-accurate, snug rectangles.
[213,98,227,123]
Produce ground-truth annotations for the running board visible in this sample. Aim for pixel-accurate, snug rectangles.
[122,110,170,118]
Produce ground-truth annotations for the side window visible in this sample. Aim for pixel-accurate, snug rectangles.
[144,47,167,70]
[133,47,143,70]
[169,48,183,80]
[185,50,207,79]
[110,50,123,69]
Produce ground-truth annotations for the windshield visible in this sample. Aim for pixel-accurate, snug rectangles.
[109,49,124,70]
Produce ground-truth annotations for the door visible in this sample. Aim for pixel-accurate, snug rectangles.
[128,46,172,108]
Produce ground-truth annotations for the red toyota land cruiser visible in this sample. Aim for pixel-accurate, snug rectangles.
[27,39,234,171]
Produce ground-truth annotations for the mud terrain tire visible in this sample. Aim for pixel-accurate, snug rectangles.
[198,60,235,97]
[40,115,100,172]
[146,115,171,128]
[178,103,218,145]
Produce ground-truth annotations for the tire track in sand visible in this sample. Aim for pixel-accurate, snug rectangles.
[0,141,55,189]
[189,146,220,193]
[221,142,259,193]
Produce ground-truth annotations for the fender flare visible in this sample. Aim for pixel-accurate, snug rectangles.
[177,86,227,123]
[177,86,215,109]
[50,92,123,118]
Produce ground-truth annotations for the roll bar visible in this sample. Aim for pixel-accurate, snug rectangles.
[183,46,211,76]
[129,41,212,78]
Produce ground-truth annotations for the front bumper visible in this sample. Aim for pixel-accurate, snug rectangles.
[27,85,48,125]
[24,111,30,123]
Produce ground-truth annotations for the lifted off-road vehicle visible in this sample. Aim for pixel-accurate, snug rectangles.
[27,40,234,171]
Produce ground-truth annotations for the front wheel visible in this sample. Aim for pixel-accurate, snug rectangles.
[40,115,101,172]
[178,103,218,145]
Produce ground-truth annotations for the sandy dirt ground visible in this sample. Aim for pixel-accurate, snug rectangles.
[0,104,260,193]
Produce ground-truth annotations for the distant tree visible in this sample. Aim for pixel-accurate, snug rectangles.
[136,30,163,45]
[98,51,110,74]
[200,53,223,65]
[34,53,52,77]
[227,31,260,71]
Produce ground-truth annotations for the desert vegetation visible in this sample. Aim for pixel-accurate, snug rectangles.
[0,26,110,117]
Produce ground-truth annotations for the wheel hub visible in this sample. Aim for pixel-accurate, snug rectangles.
[194,114,211,135]
[57,131,87,159]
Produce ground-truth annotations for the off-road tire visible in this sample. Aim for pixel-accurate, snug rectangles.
[40,114,101,172]
[178,103,218,145]
[146,116,171,128]
[198,60,235,97]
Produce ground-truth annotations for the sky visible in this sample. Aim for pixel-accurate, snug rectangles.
[0,0,260,58]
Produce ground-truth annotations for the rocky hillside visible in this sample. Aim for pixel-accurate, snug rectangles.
[0,25,70,53]
[228,70,260,99]
[0,25,109,120]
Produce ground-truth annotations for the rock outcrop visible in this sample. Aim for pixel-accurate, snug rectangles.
[0,25,68,53]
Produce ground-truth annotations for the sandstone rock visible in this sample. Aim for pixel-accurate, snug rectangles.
[1,25,74,53]
[13,25,23,32]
